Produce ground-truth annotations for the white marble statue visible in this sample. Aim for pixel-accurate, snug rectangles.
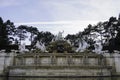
[93,41,102,54]
[35,41,46,52]
[76,39,89,52]
[19,43,29,53]
[67,39,71,45]
[55,31,64,41]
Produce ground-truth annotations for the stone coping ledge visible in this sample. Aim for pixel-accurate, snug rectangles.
[16,53,103,58]
[2,75,114,78]
[8,65,112,69]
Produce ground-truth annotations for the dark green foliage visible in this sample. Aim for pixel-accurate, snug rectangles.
[0,17,7,49]
[1,14,120,53]
[26,26,39,45]
[65,15,120,53]
[47,40,74,53]
[33,31,54,46]
[0,17,16,50]
[65,34,77,46]
[16,25,28,45]
[0,17,53,50]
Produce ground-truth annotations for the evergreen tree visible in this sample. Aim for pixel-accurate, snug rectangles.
[34,31,54,46]
[26,26,39,46]
[16,25,28,45]
[0,17,16,50]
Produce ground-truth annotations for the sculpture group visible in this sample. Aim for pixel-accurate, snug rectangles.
[18,31,103,54]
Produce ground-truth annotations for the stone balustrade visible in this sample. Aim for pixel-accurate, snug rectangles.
[13,53,106,67]
[8,52,112,77]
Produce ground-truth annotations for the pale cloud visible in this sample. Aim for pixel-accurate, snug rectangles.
[15,20,98,36]
[1,0,120,35]
[1,0,120,21]
[40,0,86,21]
[83,0,120,19]
[36,0,120,21]
[0,0,20,7]
[15,21,73,25]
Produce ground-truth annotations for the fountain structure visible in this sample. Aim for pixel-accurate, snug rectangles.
[6,31,112,79]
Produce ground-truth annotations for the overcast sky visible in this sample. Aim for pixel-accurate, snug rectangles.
[0,0,120,36]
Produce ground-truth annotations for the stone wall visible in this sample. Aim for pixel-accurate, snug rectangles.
[13,54,104,66]
[9,68,111,76]
[1,51,120,76]
[0,50,16,74]
[103,52,120,75]
[8,53,112,77]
